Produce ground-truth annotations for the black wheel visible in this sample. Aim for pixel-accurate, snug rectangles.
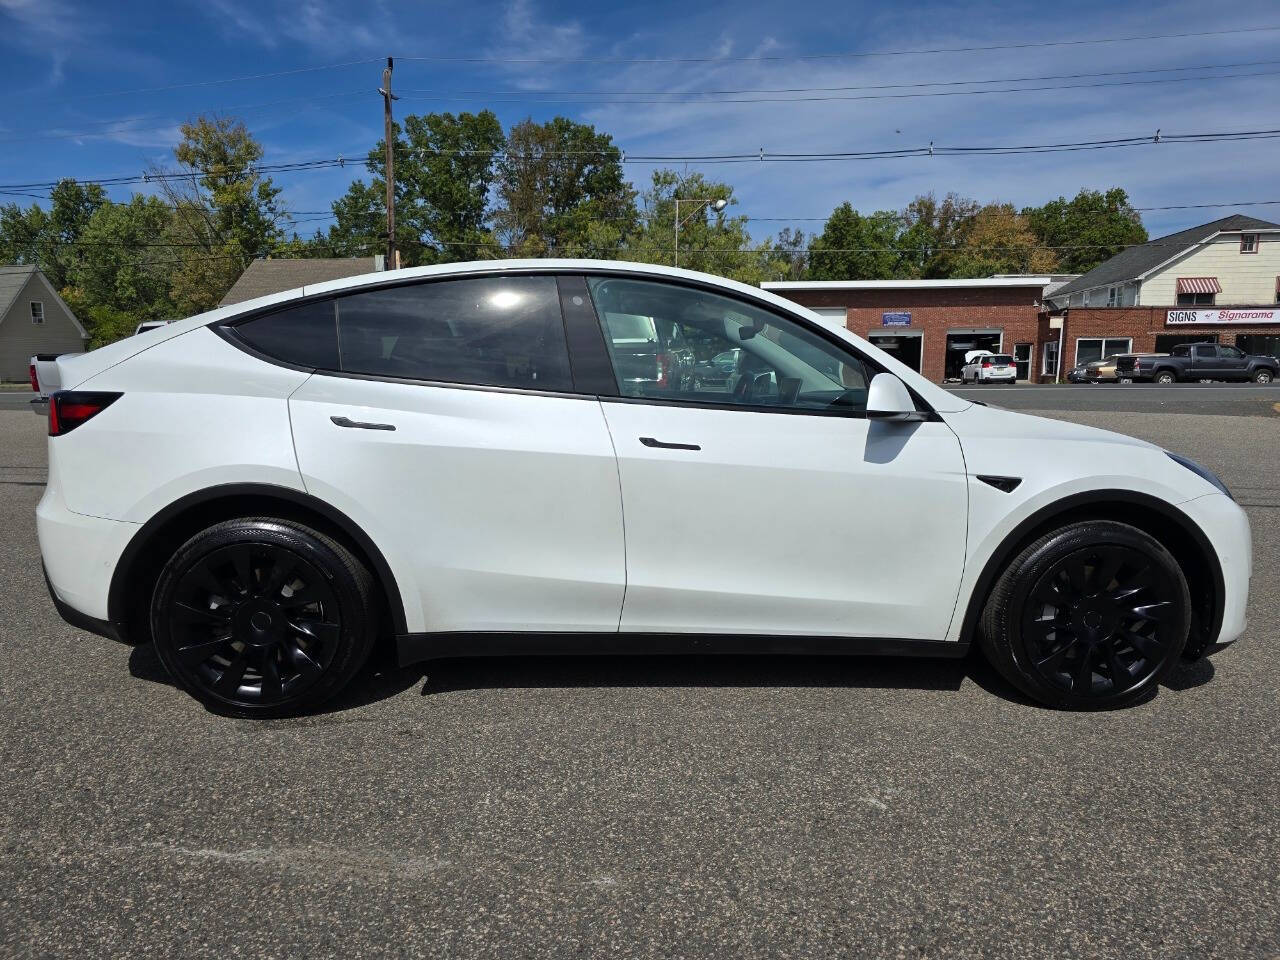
[1253,369,1274,384]
[150,518,378,717]
[1155,371,1176,385]
[979,521,1191,710]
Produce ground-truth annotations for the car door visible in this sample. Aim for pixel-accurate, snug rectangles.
[1216,344,1250,380]
[239,274,627,635]
[1192,344,1221,378]
[583,274,969,641]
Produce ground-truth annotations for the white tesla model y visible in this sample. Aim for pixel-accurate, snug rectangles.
[37,261,1251,716]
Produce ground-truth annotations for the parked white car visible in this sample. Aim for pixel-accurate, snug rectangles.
[37,260,1251,717]
[961,350,1017,384]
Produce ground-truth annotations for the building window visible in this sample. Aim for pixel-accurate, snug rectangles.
[1240,234,1259,254]
[1075,337,1132,366]
[30,301,44,324]
[1106,287,1119,307]
[1176,291,1216,306]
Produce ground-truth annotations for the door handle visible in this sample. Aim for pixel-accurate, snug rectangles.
[330,415,396,432]
[639,436,700,451]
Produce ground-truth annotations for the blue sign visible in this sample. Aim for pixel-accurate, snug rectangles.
[882,312,911,327]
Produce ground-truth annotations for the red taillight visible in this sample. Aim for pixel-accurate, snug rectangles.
[981,361,992,368]
[29,363,39,392]
[49,391,121,437]
[655,352,670,388]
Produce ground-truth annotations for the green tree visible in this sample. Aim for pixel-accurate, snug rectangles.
[948,203,1060,277]
[0,179,107,288]
[327,110,507,265]
[898,192,979,278]
[493,117,637,257]
[151,115,285,311]
[1023,187,1146,274]
[620,170,782,284]
[807,203,905,280]
[66,195,174,321]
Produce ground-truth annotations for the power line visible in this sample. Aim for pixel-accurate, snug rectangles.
[398,66,1280,105]
[7,58,1277,147]
[396,25,1280,64]
[5,126,1280,195]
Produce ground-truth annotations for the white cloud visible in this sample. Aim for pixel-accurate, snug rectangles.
[202,0,398,53]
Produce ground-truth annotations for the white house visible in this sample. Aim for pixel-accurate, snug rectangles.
[1046,214,1280,309]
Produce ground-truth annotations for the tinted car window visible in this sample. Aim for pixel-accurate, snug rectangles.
[233,299,339,370]
[335,276,572,391]
[587,276,873,413]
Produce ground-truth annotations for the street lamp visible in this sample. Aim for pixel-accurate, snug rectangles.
[674,197,728,268]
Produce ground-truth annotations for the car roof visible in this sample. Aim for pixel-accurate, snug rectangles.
[77,258,972,413]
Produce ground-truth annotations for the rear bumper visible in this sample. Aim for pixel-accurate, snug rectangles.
[37,482,138,632]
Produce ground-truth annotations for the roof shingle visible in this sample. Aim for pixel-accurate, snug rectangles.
[1049,214,1280,301]
[220,257,381,306]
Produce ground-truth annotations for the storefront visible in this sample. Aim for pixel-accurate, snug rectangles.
[1056,306,1280,372]
[761,278,1051,382]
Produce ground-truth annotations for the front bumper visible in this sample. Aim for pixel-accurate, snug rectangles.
[1178,492,1252,653]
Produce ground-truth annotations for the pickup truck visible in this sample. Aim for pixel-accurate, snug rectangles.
[28,352,74,405]
[1116,342,1278,384]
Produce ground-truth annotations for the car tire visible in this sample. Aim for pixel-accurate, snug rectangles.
[1154,371,1176,385]
[979,520,1190,710]
[150,517,379,718]
[1253,369,1274,384]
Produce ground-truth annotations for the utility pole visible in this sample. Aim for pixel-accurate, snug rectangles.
[379,57,399,269]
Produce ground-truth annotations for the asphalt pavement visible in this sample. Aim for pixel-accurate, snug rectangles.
[1,401,1277,959]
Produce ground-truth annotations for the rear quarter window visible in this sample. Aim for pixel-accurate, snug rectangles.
[231,300,339,369]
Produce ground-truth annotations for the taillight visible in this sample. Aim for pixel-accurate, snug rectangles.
[981,361,992,369]
[656,352,670,388]
[1133,359,1142,372]
[49,391,121,436]
[29,363,39,392]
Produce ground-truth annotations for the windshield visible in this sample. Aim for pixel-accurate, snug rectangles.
[988,355,1013,364]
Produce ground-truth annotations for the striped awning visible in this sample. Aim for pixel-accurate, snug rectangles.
[1176,277,1222,294]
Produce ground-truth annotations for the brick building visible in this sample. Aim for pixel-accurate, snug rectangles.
[762,278,1055,382]
[1045,214,1280,374]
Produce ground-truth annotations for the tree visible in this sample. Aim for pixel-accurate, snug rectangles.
[807,203,906,280]
[327,110,507,265]
[1023,187,1146,274]
[948,203,1059,277]
[493,117,637,257]
[898,192,979,278]
[152,115,285,311]
[619,169,785,284]
[67,196,174,319]
[767,227,809,280]
[0,179,107,288]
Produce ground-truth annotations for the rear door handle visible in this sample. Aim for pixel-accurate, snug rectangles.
[330,415,396,432]
[639,436,700,451]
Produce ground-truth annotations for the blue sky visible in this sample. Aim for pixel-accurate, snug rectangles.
[2,0,1279,244]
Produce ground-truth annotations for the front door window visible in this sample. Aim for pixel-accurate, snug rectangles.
[587,276,874,414]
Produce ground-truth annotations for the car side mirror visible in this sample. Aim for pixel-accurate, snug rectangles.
[866,373,926,422]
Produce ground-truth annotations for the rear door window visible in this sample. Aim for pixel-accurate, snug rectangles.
[335,276,573,391]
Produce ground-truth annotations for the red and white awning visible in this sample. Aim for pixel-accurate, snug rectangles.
[1176,277,1222,294]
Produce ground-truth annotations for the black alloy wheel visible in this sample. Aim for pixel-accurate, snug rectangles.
[1020,544,1181,698]
[151,518,376,717]
[980,521,1191,710]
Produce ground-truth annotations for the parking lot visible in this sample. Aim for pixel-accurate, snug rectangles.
[2,392,1277,959]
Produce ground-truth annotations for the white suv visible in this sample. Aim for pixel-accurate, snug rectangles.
[37,260,1251,716]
